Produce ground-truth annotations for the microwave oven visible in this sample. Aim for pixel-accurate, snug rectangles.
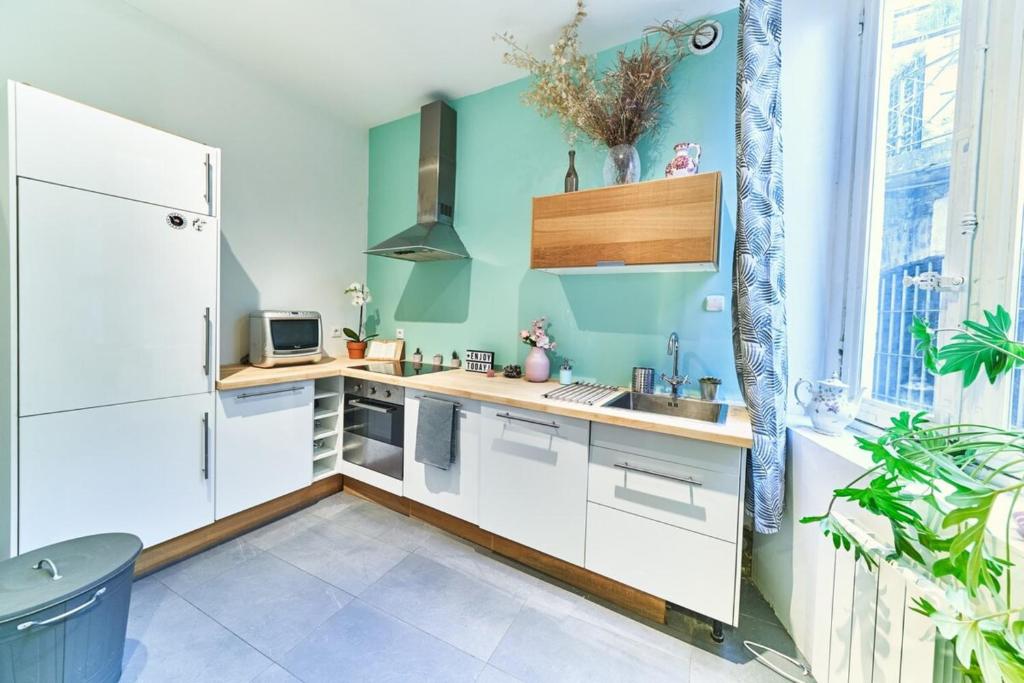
[249,310,323,368]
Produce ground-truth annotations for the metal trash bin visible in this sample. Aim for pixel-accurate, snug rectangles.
[0,533,143,683]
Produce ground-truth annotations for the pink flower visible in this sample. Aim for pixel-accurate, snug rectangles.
[520,330,529,339]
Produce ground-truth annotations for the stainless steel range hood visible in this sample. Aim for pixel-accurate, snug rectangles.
[366,100,469,262]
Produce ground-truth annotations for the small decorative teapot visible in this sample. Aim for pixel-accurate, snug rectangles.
[794,373,865,436]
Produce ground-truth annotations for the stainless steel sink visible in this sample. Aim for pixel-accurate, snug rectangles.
[602,392,729,423]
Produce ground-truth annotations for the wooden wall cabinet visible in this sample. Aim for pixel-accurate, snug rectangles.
[530,171,722,273]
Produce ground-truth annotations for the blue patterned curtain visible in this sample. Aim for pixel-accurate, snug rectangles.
[733,0,787,534]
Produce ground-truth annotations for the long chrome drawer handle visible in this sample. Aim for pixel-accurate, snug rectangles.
[614,462,703,486]
[350,399,397,414]
[236,386,303,400]
[18,587,106,630]
[497,412,560,429]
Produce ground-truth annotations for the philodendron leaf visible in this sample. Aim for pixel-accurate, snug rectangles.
[932,306,1024,387]
[911,316,939,373]
[942,490,997,595]
[955,621,1004,683]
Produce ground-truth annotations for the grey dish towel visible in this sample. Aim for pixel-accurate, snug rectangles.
[414,397,456,470]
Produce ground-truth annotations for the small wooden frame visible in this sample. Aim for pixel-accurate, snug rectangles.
[365,339,405,361]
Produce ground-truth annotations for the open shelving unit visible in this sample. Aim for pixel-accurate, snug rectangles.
[312,377,342,481]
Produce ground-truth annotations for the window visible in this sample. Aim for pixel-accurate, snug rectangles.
[858,0,964,419]
[841,0,1024,428]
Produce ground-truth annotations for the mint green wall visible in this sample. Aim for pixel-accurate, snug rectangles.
[368,10,739,397]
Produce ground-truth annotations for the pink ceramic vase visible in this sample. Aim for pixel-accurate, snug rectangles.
[524,346,550,382]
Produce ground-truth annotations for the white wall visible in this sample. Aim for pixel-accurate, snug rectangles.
[0,0,368,364]
[753,0,857,661]
[0,0,367,557]
[781,0,855,391]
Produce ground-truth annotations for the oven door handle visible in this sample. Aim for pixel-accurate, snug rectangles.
[349,399,397,414]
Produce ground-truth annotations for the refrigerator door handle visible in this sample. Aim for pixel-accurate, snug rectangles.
[203,307,212,377]
[204,152,213,214]
[201,412,210,480]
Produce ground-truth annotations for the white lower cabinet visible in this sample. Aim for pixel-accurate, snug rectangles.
[216,382,313,519]
[18,393,216,552]
[584,423,745,625]
[478,403,589,565]
[404,392,480,524]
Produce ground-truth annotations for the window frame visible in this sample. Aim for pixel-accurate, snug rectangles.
[829,0,1024,429]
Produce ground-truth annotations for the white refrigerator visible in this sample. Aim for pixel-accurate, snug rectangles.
[9,82,220,552]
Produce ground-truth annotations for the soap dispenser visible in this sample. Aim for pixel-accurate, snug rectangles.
[559,358,573,385]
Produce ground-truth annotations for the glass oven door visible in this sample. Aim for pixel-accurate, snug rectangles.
[342,393,404,481]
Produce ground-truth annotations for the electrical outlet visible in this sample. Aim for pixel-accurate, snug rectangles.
[396,328,405,339]
[704,295,725,312]
[330,325,343,338]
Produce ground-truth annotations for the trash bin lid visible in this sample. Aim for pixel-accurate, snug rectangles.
[0,533,142,623]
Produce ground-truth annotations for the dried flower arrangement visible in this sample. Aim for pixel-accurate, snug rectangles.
[494,0,696,149]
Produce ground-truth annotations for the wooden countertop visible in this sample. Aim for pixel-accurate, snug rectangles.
[218,357,753,448]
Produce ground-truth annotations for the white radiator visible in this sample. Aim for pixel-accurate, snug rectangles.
[810,514,964,683]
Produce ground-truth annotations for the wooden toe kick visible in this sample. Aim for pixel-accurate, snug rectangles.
[343,477,667,624]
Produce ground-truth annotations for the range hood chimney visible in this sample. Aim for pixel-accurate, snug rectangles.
[365,100,469,262]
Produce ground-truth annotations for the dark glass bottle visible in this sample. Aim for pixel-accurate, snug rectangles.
[564,150,579,193]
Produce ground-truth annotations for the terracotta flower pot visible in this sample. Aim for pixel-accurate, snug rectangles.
[347,341,367,359]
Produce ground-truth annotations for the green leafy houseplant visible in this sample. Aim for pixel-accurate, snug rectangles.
[801,305,1024,681]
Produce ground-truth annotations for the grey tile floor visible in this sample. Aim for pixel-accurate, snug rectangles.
[122,491,803,682]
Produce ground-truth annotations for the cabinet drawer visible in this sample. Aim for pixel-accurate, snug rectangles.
[591,422,742,476]
[585,502,739,625]
[589,446,740,542]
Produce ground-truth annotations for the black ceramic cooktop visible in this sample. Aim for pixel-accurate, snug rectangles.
[348,361,457,377]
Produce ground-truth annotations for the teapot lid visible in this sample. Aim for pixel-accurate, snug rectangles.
[820,372,848,389]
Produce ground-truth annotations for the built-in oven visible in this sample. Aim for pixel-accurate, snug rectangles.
[342,378,404,483]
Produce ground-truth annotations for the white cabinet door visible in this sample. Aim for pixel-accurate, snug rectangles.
[12,82,215,214]
[18,180,217,416]
[216,382,313,519]
[18,393,215,552]
[404,392,480,524]
[478,404,589,565]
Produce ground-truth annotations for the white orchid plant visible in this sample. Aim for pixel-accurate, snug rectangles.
[521,317,557,351]
[343,282,377,344]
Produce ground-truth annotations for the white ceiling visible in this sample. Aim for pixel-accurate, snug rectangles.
[124,0,736,127]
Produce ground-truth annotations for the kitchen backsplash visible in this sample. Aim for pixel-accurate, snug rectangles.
[366,9,739,398]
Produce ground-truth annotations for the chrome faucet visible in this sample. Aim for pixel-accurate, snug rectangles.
[660,332,690,400]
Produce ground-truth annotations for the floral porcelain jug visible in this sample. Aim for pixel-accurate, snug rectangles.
[794,373,865,436]
[664,142,701,177]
